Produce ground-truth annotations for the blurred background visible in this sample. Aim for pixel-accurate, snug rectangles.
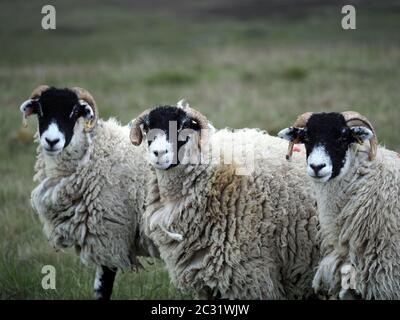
[1,0,399,299]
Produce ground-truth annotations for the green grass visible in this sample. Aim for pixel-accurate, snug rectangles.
[1,0,400,299]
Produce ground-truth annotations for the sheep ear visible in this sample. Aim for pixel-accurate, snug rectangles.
[79,100,95,121]
[278,127,304,142]
[20,99,37,116]
[350,126,374,142]
[20,99,39,127]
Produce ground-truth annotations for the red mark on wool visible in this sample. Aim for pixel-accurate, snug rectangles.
[293,146,302,153]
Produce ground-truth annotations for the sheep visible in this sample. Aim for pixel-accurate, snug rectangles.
[129,103,320,299]
[278,111,400,299]
[20,85,158,300]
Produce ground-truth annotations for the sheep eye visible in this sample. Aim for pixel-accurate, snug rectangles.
[338,128,349,141]
[70,106,80,118]
[300,131,310,143]
[35,103,44,118]
[35,107,42,117]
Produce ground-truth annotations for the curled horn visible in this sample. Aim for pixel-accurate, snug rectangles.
[30,85,50,100]
[21,85,49,127]
[286,112,313,160]
[71,87,98,133]
[342,111,378,161]
[130,109,150,146]
[183,106,210,147]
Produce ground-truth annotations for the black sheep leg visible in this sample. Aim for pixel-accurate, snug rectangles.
[94,265,117,300]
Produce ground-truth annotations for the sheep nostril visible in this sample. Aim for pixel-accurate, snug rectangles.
[154,150,168,157]
[45,138,60,147]
[310,164,326,174]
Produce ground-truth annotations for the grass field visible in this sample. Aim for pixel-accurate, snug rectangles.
[1,0,399,299]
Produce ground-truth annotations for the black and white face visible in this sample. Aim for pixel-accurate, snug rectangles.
[278,113,374,183]
[140,106,202,170]
[20,88,94,156]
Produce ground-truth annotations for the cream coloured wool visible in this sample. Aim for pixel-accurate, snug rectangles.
[31,118,158,270]
[143,128,320,299]
[312,143,400,299]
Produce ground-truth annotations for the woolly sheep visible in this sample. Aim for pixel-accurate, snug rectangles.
[278,111,400,299]
[20,86,158,299]
[129,103,320,299]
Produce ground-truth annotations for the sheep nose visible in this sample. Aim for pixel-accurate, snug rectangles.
[45,137,60,147]
[310,163,326,174]
[153,149,168,157]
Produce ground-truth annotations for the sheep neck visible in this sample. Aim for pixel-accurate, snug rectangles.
[155,163,209,201]
[312,144,380,253]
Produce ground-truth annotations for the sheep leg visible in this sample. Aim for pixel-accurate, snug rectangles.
[196,287,225,300]
[312,251,342,297]
[94,265,117,300]
[196,287,215,300]
[339,264,361,300]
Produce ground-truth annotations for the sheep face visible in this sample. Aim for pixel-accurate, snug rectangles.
[20,88,95,156]
[279,113,373,182]
[140,106,202,170]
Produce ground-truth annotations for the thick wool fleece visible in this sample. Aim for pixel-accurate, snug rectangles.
[31,118,158,270]
[144,129,319,299]
[312,144,400,299]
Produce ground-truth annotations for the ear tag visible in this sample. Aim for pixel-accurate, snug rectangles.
[84,119,93,131]
[355,137,364,145]
[22,114,28,128]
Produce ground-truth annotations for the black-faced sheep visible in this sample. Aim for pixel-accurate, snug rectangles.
[20,85,158,299]
[129,103,320,299]
[279,111,400,299]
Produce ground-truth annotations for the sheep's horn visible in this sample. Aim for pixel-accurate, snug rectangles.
[30,85,50,99]
[71,87,98,133]
[130,109,151,146]
[183,106,210,147]
[286,112,313,160]
[342,111,378,161]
